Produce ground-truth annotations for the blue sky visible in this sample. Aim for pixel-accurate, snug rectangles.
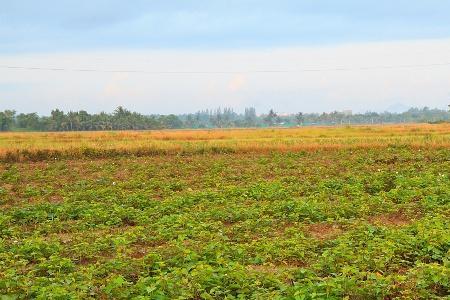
[1,1,450,114]
[2,0,450,52]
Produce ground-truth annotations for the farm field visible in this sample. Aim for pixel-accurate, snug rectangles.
[0,124,449,299]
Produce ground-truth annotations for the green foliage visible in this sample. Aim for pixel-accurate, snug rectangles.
[0,147,449,298]
[2,106,450,132]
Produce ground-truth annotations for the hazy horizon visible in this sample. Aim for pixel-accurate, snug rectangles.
[1,101,446,117]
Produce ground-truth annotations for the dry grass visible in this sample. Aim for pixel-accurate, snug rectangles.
[1,124,449,161]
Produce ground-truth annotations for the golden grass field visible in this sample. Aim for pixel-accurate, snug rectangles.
[0,124,449,161]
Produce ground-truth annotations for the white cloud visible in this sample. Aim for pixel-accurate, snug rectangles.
[1,38,450,114]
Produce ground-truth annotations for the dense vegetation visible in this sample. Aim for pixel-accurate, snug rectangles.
[0,125,449,299]
[0,106,449,131]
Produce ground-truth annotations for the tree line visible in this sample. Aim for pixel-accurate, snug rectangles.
[0,106,448,131]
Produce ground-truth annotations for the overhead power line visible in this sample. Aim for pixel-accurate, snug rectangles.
[0,62,450,74]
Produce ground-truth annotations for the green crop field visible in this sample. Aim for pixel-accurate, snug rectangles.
[0,124,449,299]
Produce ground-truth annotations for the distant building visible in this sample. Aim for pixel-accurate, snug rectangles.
[342,110,352,116]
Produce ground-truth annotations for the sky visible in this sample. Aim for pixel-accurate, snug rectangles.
[1,0,450,114]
